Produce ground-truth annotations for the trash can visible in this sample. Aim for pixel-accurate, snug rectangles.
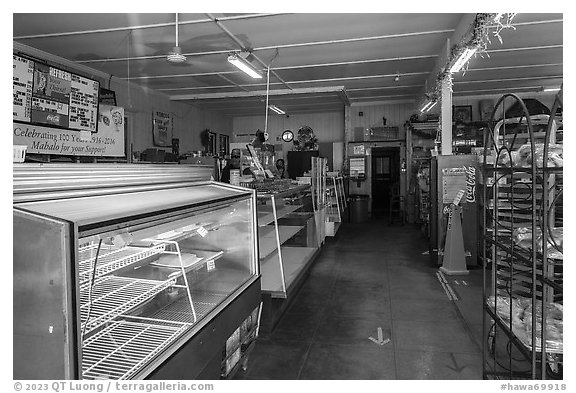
[349,194,369,223]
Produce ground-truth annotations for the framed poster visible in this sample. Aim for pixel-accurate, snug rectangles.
[99,87,117,105]
[152,111,172,147]
[453,105,472,123]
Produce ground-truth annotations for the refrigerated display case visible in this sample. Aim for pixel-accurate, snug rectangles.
[13,164,261,380]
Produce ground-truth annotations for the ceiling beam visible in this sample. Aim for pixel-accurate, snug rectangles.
[14,13,289,40]
[197,101,344,111]
[486,44,563,54]
[347,84,422,91]
[254,29,455,52]
[337,89,351,106]
[454,75,563,85]
[157,72,429,94]
[453,86,550,95]
[170,86,347,100]
[465,62,563,73]
[350,98,416,106]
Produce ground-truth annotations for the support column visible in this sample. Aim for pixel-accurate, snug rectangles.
[440,77,453,155]
[344,104,351,171]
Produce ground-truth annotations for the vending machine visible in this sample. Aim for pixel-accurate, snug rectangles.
[430,154,479,267]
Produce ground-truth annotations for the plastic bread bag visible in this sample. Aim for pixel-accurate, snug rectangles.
[527,143,563,168]
[513,226,534,250]
[497,150,521,167]
[488,295,526,323]
[523,302,563,351]
[536,227,563,260]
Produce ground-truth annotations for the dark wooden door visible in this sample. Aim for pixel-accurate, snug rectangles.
[371,147,400,217]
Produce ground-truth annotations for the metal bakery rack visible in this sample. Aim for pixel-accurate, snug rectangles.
[481,88,563,380]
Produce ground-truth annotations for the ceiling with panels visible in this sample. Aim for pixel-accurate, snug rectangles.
[13,13,563,117]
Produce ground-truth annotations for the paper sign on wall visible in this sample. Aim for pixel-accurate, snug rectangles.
[353,145,365,155]
[152,111,172,147]
[442,167,467,204]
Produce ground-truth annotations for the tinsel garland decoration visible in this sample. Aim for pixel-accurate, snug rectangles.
[424,13,516,100]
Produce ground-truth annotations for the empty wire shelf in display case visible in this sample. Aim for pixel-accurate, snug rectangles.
[481,89,563,380]
[13,164,261,380]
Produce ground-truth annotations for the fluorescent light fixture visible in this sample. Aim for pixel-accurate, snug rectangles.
[420,101,432,113]
[268,105,285,115]
[449,47,477,73]
[425,101,438,112]
[227,53,262,79]
[544,87,561,92]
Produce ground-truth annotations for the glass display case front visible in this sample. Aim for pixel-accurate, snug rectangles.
[14,183,259,380]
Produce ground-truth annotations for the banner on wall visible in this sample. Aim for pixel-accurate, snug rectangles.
[13,104,125,157]
[152,110,172,147]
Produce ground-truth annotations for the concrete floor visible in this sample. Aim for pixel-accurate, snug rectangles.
[235,218,484,380]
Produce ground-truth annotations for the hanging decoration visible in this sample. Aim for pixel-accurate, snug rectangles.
[293,125,319,151]
[422,13,517,102]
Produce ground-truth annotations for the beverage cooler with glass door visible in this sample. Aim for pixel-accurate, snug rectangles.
[13,165,261,380]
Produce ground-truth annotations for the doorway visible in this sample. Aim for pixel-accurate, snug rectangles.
[371,147,401,218]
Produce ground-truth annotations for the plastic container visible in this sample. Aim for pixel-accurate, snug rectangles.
[349,194,369,223]
[13,145,27,163]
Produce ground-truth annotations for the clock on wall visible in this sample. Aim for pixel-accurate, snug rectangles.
[281,130,294,142]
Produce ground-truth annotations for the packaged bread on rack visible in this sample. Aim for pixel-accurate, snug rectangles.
[522,302,563,352]
[512,226,563,260]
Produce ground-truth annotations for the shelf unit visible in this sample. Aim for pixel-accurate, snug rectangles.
[482,91,563,380]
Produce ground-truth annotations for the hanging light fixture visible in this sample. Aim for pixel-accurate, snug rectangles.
[268,105,285,115]
[227,52,262,78]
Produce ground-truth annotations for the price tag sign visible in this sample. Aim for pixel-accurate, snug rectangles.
[207,260,216,271]
[197,226,208,237]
